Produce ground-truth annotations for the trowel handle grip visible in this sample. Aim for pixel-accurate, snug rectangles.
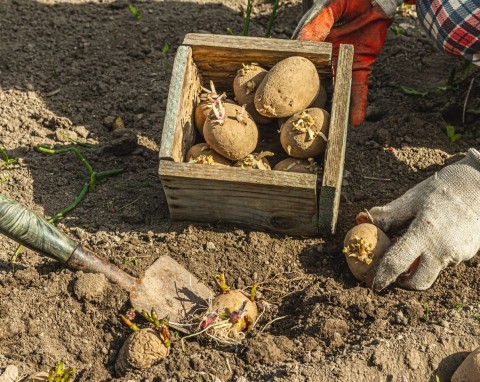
[0,194,76,262]
[0,194,136,290]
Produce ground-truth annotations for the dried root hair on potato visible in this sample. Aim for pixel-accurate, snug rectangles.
[186,143,231,166]
[234,151,274,170]
[203,102,259,161]
[254,56,320,118]
[273,157,320,174]
[233,63,274,125]
[343,223,392,282]
[280,108,330,158]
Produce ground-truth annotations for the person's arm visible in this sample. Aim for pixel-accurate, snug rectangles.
[294,0,404,126]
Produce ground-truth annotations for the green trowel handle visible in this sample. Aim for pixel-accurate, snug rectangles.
[0,194,76,262]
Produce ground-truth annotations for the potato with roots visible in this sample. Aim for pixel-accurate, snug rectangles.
[280,108,330,158]
[186,143,231,166]
[254,56,320,118]
[234,151,274,170]
[233,63,273,125]
[203,101,258,161]
[273,157,320,174]
[343,223,392,282]
[193,274,258,345]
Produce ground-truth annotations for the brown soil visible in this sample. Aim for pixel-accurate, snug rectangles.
[0,1,479,381]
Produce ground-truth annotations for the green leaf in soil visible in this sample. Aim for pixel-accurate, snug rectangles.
[162,42,169,54]
[129,4,142,20]
[400,86,429,97]
[446,125,461,143]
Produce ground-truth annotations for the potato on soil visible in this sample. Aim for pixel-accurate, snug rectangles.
[254,56,320,118]
[115,328,168,376]
[211,289,258,333]
[233,63,274,125]
[186,143,231,166]
[273,157,320,174]
[234,151,274,170]
[280,108,330,158]
[451,346,480,382]
[203,102,258,161]
[343,223,392,282]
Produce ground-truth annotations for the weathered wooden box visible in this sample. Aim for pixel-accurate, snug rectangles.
[159,34,353,236]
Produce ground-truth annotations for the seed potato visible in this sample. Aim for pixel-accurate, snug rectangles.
[115,328,168,376]
[186,143,231,166]
[211,290,258,333]
[203,102,258,161]
[273,157,320,174]
[280,108,330,158]
[233,63,274,125]
[234,151,273,170]
[343,223,392,282]
[254,56,320,118]
[451,346,480,382]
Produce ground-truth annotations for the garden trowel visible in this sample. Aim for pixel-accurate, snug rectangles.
[0,194,213,333]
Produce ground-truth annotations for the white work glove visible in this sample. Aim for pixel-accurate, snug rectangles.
[358,148,480,291]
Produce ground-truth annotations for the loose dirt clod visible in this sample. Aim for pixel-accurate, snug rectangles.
[73,272,108,303]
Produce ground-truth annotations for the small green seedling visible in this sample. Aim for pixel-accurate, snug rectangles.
[128,3,142,20]
[393,25,404,35]
[33,360,76,382]
[162,43,169,54]
[226,27,234,35]
[422,300,430,320]
[446,125,461,143]
[455,301,465,311]
[0,147,17,183]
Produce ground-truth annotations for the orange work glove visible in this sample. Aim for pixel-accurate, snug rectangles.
[293,0,400,126]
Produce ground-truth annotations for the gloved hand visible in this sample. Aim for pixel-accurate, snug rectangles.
[356,149,480,291]
[293,0,402,126]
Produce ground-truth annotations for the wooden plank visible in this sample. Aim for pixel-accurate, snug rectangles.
[159,46,201,162]
[303,0,314,14]
[183,33,332,82]
[159,161,319,236]
[318,44,353,235]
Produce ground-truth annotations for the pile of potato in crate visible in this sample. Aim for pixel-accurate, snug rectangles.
[187,56,330,174]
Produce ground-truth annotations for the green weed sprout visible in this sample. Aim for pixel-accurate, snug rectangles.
[31,360,76,382]
[446,125,461,143]
[129,4,142,20]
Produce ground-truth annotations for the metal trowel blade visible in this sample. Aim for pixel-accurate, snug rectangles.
[129,255,213,333]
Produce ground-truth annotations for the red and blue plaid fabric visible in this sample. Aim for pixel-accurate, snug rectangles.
[416,0,480,64]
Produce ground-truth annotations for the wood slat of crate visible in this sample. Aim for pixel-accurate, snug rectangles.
[182,34,332,89]
[160,162,319,236]
[318,44,354,234]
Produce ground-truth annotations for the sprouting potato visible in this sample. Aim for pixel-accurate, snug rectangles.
[194,80,234,136]
[254,56,320,118]
[203,102,258,161]
[280,108,330,158]
[234,151,274,170]
[233,63,274,125]
[343,223,392,282]
[273,157,320,174]
[197,274,258,345]
[186,143,231,166]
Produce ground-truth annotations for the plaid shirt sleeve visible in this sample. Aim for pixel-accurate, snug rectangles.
[416,0,480,65]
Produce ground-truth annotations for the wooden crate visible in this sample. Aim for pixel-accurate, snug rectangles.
[159,34,353,236]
